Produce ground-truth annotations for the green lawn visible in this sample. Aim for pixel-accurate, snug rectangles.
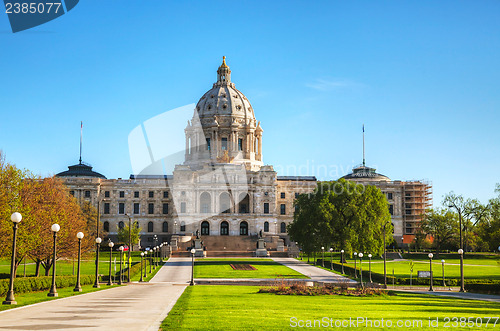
[303,253,500,280]
[162,285,500,330]
[0,284,116,312]
[194,259,308,279]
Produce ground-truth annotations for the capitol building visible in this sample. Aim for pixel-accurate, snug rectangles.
[57,58,431,250]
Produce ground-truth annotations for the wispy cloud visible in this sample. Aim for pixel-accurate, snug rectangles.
[305,78,364,91]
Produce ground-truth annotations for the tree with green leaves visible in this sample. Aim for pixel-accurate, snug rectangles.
[420,209,458,252]
[477,184,500,251]
[117,221,142,248]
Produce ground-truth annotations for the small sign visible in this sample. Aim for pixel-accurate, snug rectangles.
[418,271,432,278]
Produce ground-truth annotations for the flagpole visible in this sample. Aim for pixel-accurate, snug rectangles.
[362,124,365,167]
[79,121,83,164]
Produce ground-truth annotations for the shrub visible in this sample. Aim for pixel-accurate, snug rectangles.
[0,275,95,296]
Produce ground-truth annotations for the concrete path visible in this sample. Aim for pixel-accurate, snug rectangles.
[399,289,500,303]
[272,257,357,284]
[0,258,192,331]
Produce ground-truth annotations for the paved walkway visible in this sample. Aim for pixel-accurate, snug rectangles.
[399,289,500,303]
[272,257,357,284]
[0,258,192,331]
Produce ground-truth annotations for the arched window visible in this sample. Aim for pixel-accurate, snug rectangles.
[148,221,153,233]
[238,193,249,214]
[264,221,269,232]
[280,222,286,233]
[200,192,211,214]
[220,221,229,236]
[118,221,124,229]
[162,221,168,233]
[201,221,210,235]
[220,192,231,214]
[240,221,248,236]
[180,221,186,232]
[103,221,109,232]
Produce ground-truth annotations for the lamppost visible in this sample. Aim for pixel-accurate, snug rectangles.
[353,252,358,278]
[149,249,152,273]
[144,251,148,278]
[74,232,84,292]
[125,214,132,283]
[358,253,364,288]
[3,212,22,305]
[382,221,390,288]
[321,246,325,267]
[140,252,144,282]
[458,249,465,292]
[428,253,434,292]
[368,254,372,283]
[107,241,114,286]
[118,246,124,285]
[153,247,157,269]
[329,248,333,270]
[48,223,60,297]
[160,244,163,263]
[340,250,345,274]
[190,248,196,286]
[441,259,446,287]
[94,237,102,288]
[174,221,177,234]
[274,221,277,234]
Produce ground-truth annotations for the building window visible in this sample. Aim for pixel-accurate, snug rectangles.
[405,204,411,209]
[118,203,125,214]
[84,190,91,198]
[134,191,139,198]
[280,222,286,233]
[162,221,168,233]
[148,221,153,232]
[389,204,394,216]
[119,191,125,198]
[387,193,393,200]
[69,190,74,196]
[264,203,269,214]
[105,191,110,198]
[220,221,229,235]
[104,203,110,214]
[163,203,169,214]
[201,221,210,235]
[264,221,269,232]
[149,191,154,198]
[134,203,140,214]
[206,138,211,151]
[406,210,411,215]
[280,204,286,215]
[118,221,124,229]
[181,202,186,213]
[295,193,299,198]
[163,191,168,198]
[221,137,228,150]
[148,203,154,214]
[280,192,285,199]
[180,222,186,232]
[240,221,248,235]
[238,138,243,151]
[103,221,109,232]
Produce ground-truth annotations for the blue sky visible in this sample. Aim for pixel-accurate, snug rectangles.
[1,1,499,205]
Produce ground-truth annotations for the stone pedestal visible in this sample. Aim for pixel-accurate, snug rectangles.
[277,239,285,252]
[255,238,268,257]
[194,239,206,257]
[170,238,178,251]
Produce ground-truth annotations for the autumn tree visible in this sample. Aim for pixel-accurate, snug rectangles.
[117,221,142,248]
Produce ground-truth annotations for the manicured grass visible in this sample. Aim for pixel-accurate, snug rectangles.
[162,285,500,330]
[0,284,117,312]
[194,259,308,279]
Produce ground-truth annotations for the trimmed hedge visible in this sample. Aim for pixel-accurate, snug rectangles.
[318,259,500,288]
[464,283,500,295]
[0,274,95,296]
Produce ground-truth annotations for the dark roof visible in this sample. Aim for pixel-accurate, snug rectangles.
[56,162,106,179]
[341,165,390,181]
[277,176,317,181]
[129,175,173,180]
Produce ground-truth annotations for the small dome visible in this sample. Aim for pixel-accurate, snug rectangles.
[341,165,390,182]
[56,162,106,179]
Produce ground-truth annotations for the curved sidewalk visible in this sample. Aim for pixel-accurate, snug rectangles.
[0,258,192,331]
[271,257,357,284]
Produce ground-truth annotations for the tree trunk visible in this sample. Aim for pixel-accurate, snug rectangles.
[35,260,40,277]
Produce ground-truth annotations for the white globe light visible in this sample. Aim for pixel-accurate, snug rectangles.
[368,254,372,258]
[109,242,114,248]
[141,252,144,256]
[498,246,500,252]
[321,246,324,250]
[340,250,344,253]
[76,232,84,239]
[458,249,463,254]
[96,237,102,244]
[354,252,357,256]
[51,224,60,232]
[190,248,196,254]
[119,246,124,251]
[329,248,333,252]
[358,253,363,258]
[11,212,22,223]
[428,253,434,259]
[441,259,445,263]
